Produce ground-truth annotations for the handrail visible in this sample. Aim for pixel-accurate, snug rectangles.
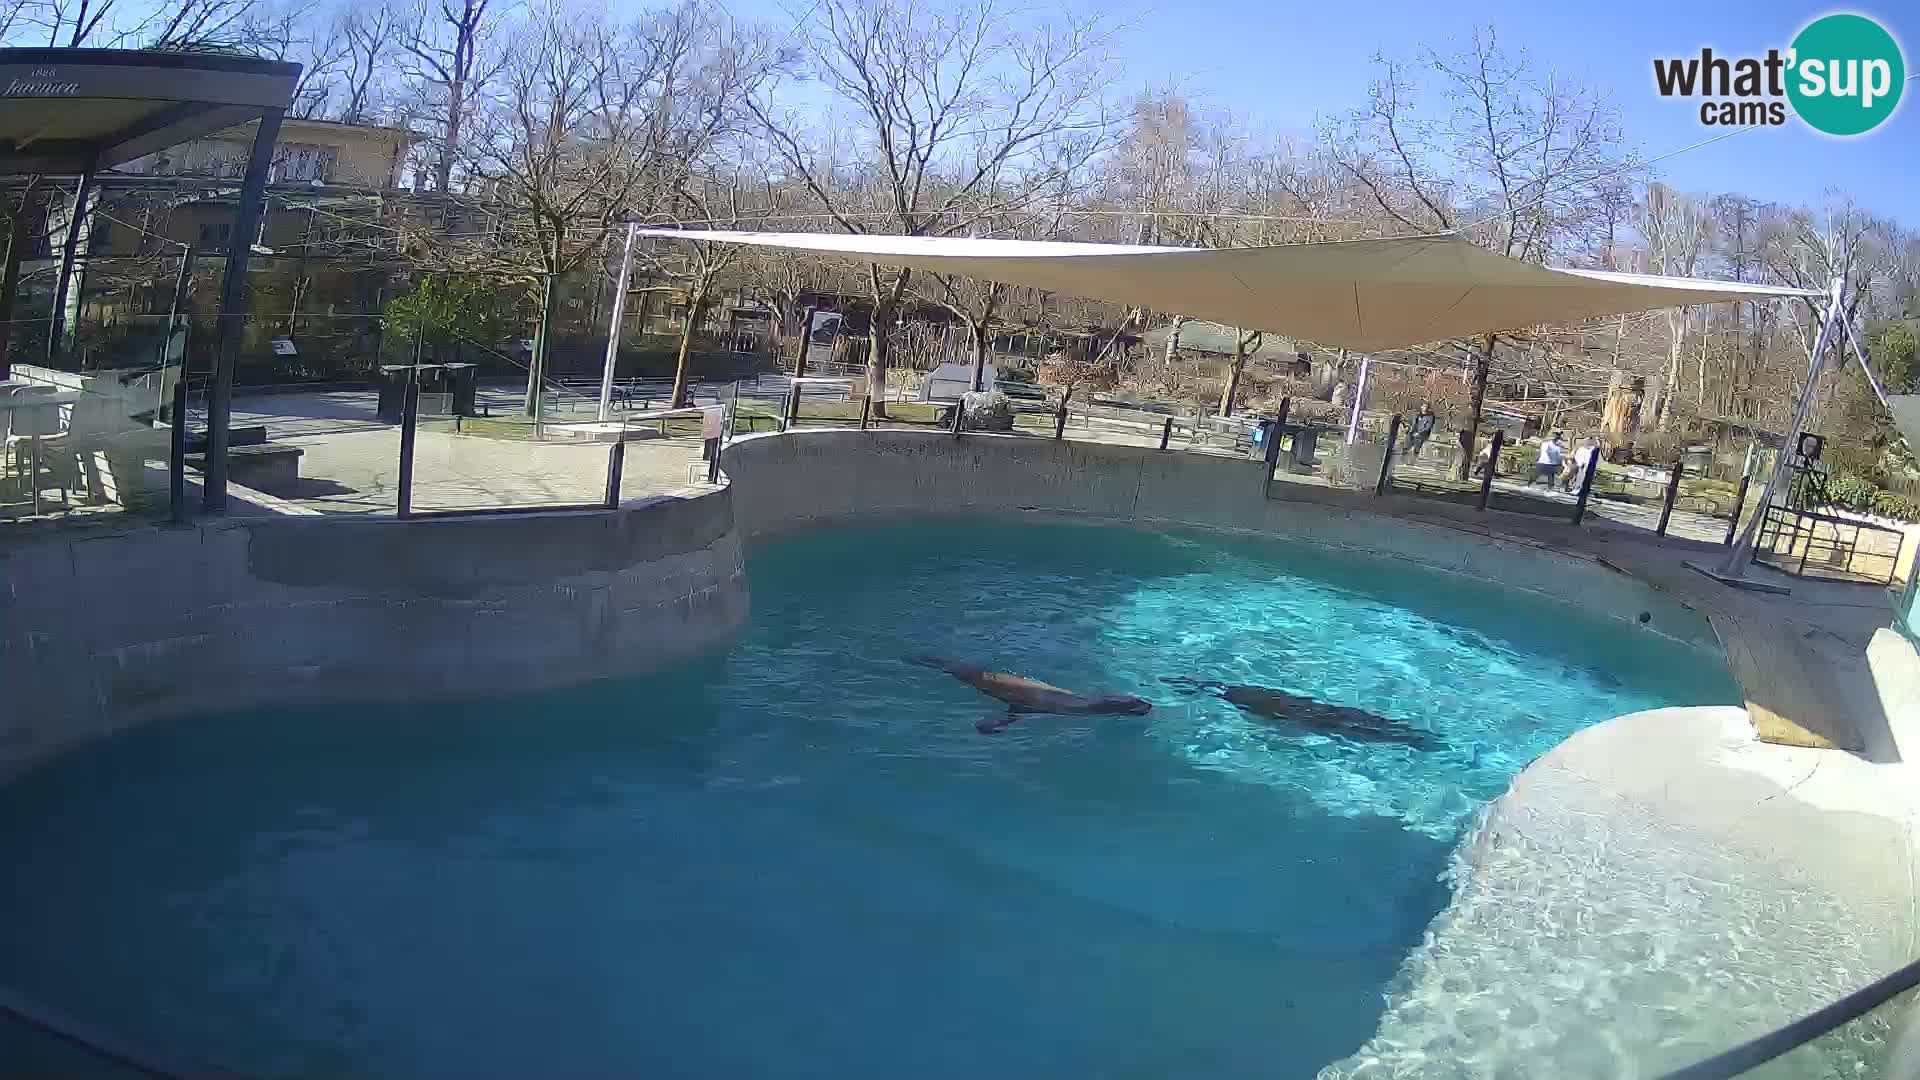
[1657,955,1920,1080]
[0,985,247,1080]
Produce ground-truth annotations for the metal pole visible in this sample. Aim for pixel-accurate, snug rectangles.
[859,396,871,430]
[1656,459,1685,538]
[396,366,419,518]
[596,222,639,422]
[1159,415,1174,451]
[1345,356,1370,445]
[952,395,966,437]
[164,243,196,525]
[1477,428,1504,510]
[784,383,800,430]
[204,108,284,512]
[1571,446,1600,525]
[1265,397,1290,498]
[1376,413,1402,495]
[729,378,741,436]
[46,160,97,366]
[605,437,627,508]
[1054,399,1068,440]
[1719,277,1844,575]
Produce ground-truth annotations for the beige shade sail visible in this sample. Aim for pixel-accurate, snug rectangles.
[640,229,1818,352]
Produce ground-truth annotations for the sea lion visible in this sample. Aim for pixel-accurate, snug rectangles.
[907,656,1152,733]
[1161,677,1439,750]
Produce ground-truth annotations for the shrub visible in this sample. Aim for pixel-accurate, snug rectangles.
[1824,472,1877,512]
[1869,491,1920,523]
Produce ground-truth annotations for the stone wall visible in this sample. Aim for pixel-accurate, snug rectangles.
[722,429,1721,650]
[0,491,746,782]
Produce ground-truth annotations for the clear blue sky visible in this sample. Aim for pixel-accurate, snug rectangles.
[740,0,1917,225]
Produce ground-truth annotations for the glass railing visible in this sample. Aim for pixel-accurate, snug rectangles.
[1655,954,1920,1079]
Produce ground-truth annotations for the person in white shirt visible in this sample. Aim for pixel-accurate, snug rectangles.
[1562,438,1598,491]
[1533,433,1565,486]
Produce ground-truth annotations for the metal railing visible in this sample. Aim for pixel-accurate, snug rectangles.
[1753,503,1905,585]
[0,984,245,1079]
[1656,953,1920,1079]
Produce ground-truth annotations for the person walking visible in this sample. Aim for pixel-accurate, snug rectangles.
[1533,432,1565,486]
[1405,402,1436,459]
[1562,438,1598,491]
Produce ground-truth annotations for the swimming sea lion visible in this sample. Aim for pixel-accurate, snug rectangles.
[1161,677,1440,750]
[907,656,1153,733]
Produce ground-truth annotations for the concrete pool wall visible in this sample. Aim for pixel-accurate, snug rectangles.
[0,491,747,782]
[722,429,1723,651]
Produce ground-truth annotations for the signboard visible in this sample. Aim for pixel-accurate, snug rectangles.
[271,337,297,356]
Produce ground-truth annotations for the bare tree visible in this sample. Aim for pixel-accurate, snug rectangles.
[1332,27,1627,475]
[746,0,1116,416]
[402,0,503,194]
[1641,183,1711,429]
[1219,327,1263,417]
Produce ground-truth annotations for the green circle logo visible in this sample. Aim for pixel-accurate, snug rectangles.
[1787,13,1905,136]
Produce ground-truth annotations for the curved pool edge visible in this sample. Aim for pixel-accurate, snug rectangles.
[0,488,748,784]
[721,429,1724,654]
[1324,704,1920,1078]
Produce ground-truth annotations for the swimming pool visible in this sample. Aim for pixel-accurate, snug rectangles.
[0,519,1739,1077]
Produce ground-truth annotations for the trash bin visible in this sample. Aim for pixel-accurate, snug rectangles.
[445,363,479,416]
[376,365,414,423]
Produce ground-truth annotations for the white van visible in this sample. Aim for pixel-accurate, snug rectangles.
[918,361,996,401]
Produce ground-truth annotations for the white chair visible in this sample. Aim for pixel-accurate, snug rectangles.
[7,386,70,514]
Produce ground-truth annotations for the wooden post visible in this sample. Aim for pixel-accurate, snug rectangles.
[1263,397,1291,499]
[784,383,800,430]
[951,395,966,437]
[1571,446,1601,525]
[795,306,817,379]
[1054,399,1068,440]
[1657,460,1685,538]
[1476,429,1504,511]
[605,438,627,508]
[859,396,872,430]
[1376,413,1403,495]
[1159,415,1174,451]
[396,368,419,518]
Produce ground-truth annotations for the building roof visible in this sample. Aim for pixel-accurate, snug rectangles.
[0,48,300,176]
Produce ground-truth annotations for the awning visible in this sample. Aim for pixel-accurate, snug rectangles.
[640,229,1818,352]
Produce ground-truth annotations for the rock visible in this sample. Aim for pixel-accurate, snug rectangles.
[960,390,1015,432]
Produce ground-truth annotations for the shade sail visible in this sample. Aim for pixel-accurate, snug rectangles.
[640,229,1817,352]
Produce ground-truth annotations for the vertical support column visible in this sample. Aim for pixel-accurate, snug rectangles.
[1376,413,1403,495]
[164,244,196,525]
[605,438,627,508]
[204,108,284,512]
[858,396,871,430]
[1571,448,1600,525]
[951,395,966,438]
[784,383,800,431]
[1657,459,1685,538]
[1264,396,1290,498]
[729,379,742,436]
[1054,399,1068,440]
[396,367,419,518]
[1477,428,1504,510]
[1158,416,1174,451]
[597,221,639,422]
[1345,356,1370,445]
[46,161,98,366]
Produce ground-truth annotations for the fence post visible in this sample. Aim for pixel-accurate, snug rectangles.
[396,368,419,519]
[1054,400,1068,440]
[1723,469,1754,546]
[1159,415,1174,451]
[1376,413,1403,495]
[1571,445,1600,525]
[605,436,627,508]
[859,395,871,430]
[168,372,189,524]
[1476,428,1504,511]
[1263,397,1290,499]
[729,379,741,436]
[783,384,800,431]
[951,397,966,437]
[1656,459,1685,538]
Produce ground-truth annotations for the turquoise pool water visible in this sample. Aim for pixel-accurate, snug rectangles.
[0,520,1739,1077]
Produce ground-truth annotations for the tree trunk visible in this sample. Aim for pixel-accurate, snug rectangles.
[1657,307,1685,430]
[1162,315,1185,374]
[1219,333,1250,417]
[671,287,706,408]
[523,271,559,418]
[1456,333,1495,481]
[437,79,463,195]
[969,320,991,392]
[866,265,909,418]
